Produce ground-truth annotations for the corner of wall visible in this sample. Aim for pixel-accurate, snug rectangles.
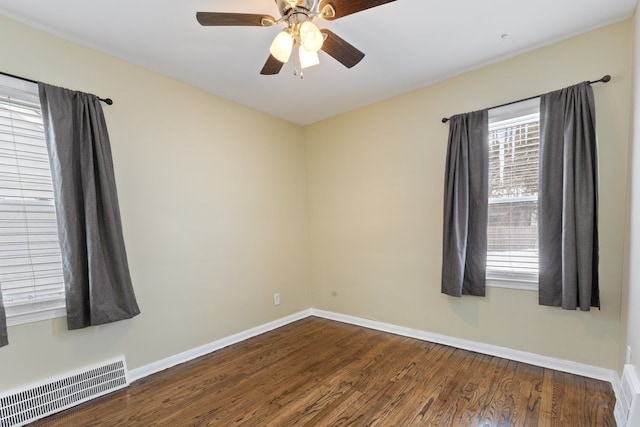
[300,124,314,310]
[622,3,640,379]
[619,7,638,377]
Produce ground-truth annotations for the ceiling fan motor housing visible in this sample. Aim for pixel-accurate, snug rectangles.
[275,0,321,16]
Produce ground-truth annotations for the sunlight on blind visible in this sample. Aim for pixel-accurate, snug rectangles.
[0,82,65,313]
[487,108,540,282]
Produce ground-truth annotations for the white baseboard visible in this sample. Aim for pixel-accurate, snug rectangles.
[128,309,311,382]
[310,308,618,383]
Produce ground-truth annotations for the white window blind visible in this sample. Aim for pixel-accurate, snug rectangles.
[487,98,540,287]
[0,75,66,322]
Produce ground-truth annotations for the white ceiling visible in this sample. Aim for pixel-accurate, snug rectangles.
[0,0,637,125]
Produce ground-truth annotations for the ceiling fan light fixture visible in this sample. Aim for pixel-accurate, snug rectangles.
[299,45,320,69]
[270,30,294,63]
[299,21,324,53]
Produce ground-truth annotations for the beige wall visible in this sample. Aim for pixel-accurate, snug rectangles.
[622,8,640,377]
[305,21,632,370]
[0,15,310,392]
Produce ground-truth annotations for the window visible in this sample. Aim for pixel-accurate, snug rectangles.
[0,75,66,325]
[486,98,540,290]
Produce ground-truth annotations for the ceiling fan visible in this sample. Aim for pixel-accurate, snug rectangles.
[196,0,397,76]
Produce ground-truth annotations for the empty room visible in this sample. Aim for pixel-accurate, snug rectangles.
[1,0,640,426]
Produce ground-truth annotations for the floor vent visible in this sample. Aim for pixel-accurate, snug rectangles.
[0,357,129,427]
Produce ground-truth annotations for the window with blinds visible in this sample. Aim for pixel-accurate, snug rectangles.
[486,98,540,288]
[0,75,66,323]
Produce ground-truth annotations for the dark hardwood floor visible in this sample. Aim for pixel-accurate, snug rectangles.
[31,317,615,426]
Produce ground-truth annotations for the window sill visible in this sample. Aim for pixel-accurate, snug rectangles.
[6,303,66,327]
[486,277,538,292]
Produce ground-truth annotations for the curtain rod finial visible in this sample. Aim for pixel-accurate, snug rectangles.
[602,75,611,83]
[442,117,449,123]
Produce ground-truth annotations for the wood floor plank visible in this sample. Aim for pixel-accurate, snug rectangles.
[362,344,453,426]
[455,355,511,426]
[562,371,586,426]
[466,358,518,426]
[368,345,453,426]
[301,388,363,427]
[244,331,394,426]
[539,367,555,426]
[379,347,461,425]
[30,317,616,427]
[517,363,544,426]
[444,353,496,426]
[585,376,616,426]
[309,336,429,425]
[551,369,567,425]
[425,351,492,426]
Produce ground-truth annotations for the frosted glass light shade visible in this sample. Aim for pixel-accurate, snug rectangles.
[270,31,294,63]
[299,21,324,53]
[299,46,320,69]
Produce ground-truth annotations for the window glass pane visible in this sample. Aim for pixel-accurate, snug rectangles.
[487,103,540,282]
[0,76,65,315]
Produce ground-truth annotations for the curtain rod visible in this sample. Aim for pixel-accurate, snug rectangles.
[0,70,114,105]
[441,75,611,124]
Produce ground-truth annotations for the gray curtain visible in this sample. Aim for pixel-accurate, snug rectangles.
[539,82,599,311]
[38,83,140,330]
[0,287,7,347]
[441,110,489,297]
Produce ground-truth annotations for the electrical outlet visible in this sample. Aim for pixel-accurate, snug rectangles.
[627,346,633,365]
[274,293,280,306]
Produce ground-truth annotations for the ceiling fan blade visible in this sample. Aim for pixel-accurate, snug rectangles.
[320,29,365,69]
[260,55,285,75]
[320,0,396,20]
[196,12,276,27]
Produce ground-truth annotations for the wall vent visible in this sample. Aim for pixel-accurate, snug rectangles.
[0,357,129,427]
[619,364,640,426]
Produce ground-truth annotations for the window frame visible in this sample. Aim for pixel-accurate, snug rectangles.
[0,74,66,325]
[486,98,540,292]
